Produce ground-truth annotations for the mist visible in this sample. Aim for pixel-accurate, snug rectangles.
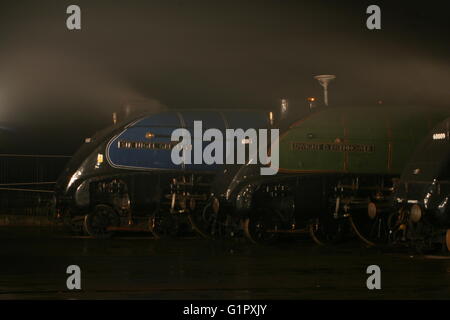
[0,0,448,153]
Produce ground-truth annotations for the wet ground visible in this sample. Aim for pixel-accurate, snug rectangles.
[0,226,449,300]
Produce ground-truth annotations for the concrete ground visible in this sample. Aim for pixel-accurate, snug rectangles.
[0,226,449,299]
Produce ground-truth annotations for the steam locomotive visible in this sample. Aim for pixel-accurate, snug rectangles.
[393,117,450,252]
[56,103,450,247]
[54,109,270,238]
[191,106,450,245]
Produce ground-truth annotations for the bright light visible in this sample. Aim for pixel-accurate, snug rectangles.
[96,153,104,168]
[68,169,82,189]
[433,133,446,140]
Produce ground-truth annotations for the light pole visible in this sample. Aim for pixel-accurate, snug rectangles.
[314,75,336,106]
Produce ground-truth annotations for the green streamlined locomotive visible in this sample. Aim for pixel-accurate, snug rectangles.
[193,105,450,245]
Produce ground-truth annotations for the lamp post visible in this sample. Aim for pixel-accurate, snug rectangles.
[314,75,336,106]
[307,97,316,110]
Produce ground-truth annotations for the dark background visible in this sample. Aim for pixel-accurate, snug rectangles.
[0,0,449,154]
[0,1,449,300]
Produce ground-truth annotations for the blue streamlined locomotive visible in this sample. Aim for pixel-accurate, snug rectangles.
[55,109,270,238]
[394,117,450,251]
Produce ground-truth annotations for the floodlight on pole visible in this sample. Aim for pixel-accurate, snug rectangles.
[314,74,336,106]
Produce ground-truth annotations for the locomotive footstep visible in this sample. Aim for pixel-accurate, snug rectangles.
[187,214,211,239]
[308,216,347,246]
[348,213,387,247]
[186,202,216,239]
[187,199,236,240]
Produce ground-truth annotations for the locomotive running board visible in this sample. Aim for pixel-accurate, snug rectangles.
[106,226,152,232]
[265,228,309,234]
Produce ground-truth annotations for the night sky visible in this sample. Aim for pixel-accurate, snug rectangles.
[0,0,449,154]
